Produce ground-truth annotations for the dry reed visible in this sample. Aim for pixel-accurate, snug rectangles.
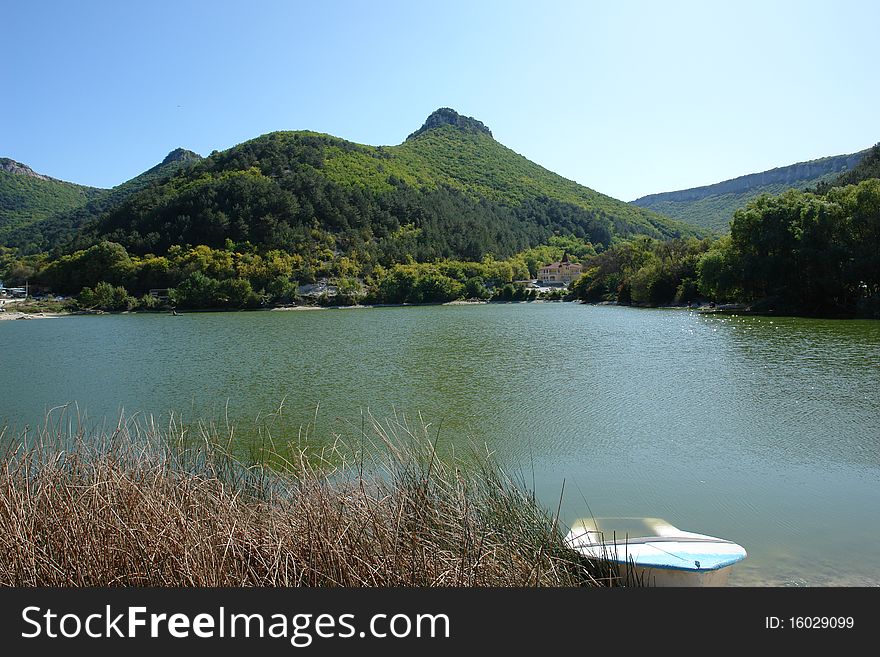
[0,410,615,587]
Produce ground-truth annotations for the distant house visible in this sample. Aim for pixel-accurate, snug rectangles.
[537,253,582,285]
[1,287,28,298]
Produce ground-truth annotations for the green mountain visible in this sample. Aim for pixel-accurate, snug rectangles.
[81,108,700,261]
[0,158,102,245]
[631,149,869,233]
[1,148,202,253]
[393,112,696,240]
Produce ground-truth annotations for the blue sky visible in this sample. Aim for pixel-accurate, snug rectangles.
[3,0,878,201]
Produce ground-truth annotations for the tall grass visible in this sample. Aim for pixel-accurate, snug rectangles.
[0,411,616,587]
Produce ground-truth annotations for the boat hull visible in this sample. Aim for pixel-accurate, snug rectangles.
[564,517,747,587]
[617,562,735,587]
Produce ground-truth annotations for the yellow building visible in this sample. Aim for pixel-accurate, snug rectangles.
[537,253,582,285]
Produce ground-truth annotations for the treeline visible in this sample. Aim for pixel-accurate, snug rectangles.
[0,235,591,310]
[369,258,552,305]
[572,178,880,318]
[702,180,880,316]
[35,242,303,310]
[572,237,709,306]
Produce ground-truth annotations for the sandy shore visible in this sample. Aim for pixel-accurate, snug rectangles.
[0,311,68,321]
[269,305,325,311]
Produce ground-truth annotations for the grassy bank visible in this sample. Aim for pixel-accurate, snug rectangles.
[0,414,613,587]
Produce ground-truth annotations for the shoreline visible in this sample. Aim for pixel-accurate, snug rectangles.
[0,298,556,319]
[4,298,869,322]
[0,310,69,321]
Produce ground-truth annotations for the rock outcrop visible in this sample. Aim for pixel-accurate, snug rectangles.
[0,158,52,180]
[406,108,493,141]
[159,148,202,166]
[633,151,867,205]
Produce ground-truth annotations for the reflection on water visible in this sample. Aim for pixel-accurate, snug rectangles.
[1,304,879,586]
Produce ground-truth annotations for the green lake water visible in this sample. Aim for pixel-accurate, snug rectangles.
[2,303,879,586]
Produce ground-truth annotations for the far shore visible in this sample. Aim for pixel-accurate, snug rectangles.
[6,297,859,321]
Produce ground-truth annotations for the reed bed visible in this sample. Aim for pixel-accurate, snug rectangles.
[0,410,615,587]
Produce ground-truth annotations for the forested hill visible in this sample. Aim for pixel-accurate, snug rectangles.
[2,148,202,253]
[393,110,693,241]
[631,149,869,233]
[80,108,700,261]
[0,159,102,246]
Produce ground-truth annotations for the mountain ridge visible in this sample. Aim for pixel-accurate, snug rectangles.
[3,110,700,260]
[631,148,870,232]
[76,109,701,262]
[1,148,202,252]
[0,159,102,246]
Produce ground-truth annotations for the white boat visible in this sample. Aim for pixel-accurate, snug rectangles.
[564,517,747,587]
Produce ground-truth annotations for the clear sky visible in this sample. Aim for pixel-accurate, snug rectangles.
[3,0,878,201]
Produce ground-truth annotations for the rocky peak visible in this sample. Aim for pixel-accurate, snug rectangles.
[406,108,493,141]
[160,148,201,166]
[0,157,52,180]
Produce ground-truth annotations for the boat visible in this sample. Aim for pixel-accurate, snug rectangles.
[564,517,747,587]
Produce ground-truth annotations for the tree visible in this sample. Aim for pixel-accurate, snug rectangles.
[78,281,135,311]
[464,276,490,300]
[39,241,134,293]
[696,240,739,301]
[218,278,260,308]
[171,271,221,308]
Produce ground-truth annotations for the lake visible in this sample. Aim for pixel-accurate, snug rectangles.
[2,303,879,586]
